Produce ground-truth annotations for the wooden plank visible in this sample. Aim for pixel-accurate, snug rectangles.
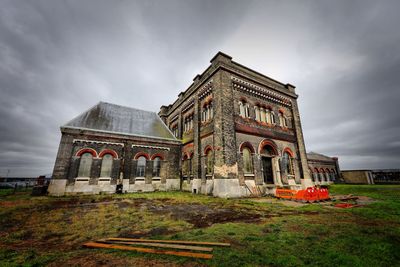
[107,237,230,247]
[97,239,213,252]
[82,242,213,259]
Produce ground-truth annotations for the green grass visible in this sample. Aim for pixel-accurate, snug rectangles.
[0,185,399,266]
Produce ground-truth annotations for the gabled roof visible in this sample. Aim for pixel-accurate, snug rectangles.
[307,151,335,162]
[63,102,176,141]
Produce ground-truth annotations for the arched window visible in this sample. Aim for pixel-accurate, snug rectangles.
[314,168,319,182]
[239,101,249,118]
[242,147,253,174]
[206,149,213,175]
[153,157,161,177]
[310,168,315,182]
[325,168,331,181]
[270,111,276,124]
[100,154,113,177]
[330,169,336,181]
[78,152,93,177]
[202,102,214,122]
[279,112,286,127]
[282,152,294,176]
[136,156,146,177]
[260,107,266,123]
[319,168,325,181]
[254,106,260,121]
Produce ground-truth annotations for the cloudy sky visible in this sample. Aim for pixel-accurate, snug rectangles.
[1,0,399,177]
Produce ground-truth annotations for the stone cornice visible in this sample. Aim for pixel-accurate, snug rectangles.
[232,76,292,107]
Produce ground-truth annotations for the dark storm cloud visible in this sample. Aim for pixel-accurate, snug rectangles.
[0,0,249,176]
[0,0,399,176]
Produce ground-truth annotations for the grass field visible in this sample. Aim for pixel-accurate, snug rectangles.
[0,184,399,267]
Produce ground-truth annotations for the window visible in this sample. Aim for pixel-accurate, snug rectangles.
[78,152,93,177]
[239,101,249,118]
[136,156,146,177]
[282,152,294,176]
[206,149,213,175]
[152,157,161,177]
[202,102,213,122]
[242,147,253,174]
[184,115,193,132]
[260,107,266,123]
[270,111,276,124]
[279,112,288,127]
[254,106,260,121]
[171,125,178,137]
[100,154,113,177]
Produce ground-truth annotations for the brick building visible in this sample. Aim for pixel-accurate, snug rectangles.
[48,52,323,197]
[307,152,341,185]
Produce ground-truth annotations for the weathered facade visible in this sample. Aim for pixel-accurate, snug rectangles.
[159,52,313,197]
[49,52,326,197]
[307,152,341,185]
[48,102,181,196]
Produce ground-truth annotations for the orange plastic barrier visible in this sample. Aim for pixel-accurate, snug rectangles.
[275,188,297,199]
[275,187,330,203]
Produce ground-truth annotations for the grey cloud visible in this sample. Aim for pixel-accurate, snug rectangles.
[0,0,399,176]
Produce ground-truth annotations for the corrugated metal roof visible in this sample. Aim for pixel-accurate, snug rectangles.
[63,102,176,140]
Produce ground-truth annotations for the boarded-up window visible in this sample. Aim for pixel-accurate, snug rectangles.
[243,147,253,174]
[136,156,146,177]
[283,152,294,176]
[78,153,92,177]
[100,154,113,177]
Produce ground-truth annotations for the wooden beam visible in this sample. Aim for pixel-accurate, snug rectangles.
[107,237,230,247]
[97,239,213,252]
[83,242,213,259]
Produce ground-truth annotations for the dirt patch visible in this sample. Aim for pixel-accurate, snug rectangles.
[47,251,204,267]
[144,202,262,228]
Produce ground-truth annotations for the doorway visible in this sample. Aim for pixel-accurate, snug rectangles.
[262,157,274,184]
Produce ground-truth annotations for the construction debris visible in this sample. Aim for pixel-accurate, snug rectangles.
[106,237,231,247]
[83,242,213,259]
[97,239,213,252]
[83,237,231,259]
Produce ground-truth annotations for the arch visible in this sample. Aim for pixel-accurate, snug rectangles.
[76,148,98,158]
[283,147,295,158]
[325,168,331,173]
[239,142,255,153]
[258,139,278,155]
[100,154,113,177]
[330,168,336,174]
[314,167,319,173]
[134,152,150,160]
[204,145,213,155]
[151,153,164,161]
[99,149,118,159]
[239,96,248,102]
[181,151,191,160]
[319,168,325,173]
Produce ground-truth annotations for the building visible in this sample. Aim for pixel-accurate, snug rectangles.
[341,170,375,184]
[48,52,316,197]
[342,169,400,184]
[48,102,181,196]
[307,152,341,185]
